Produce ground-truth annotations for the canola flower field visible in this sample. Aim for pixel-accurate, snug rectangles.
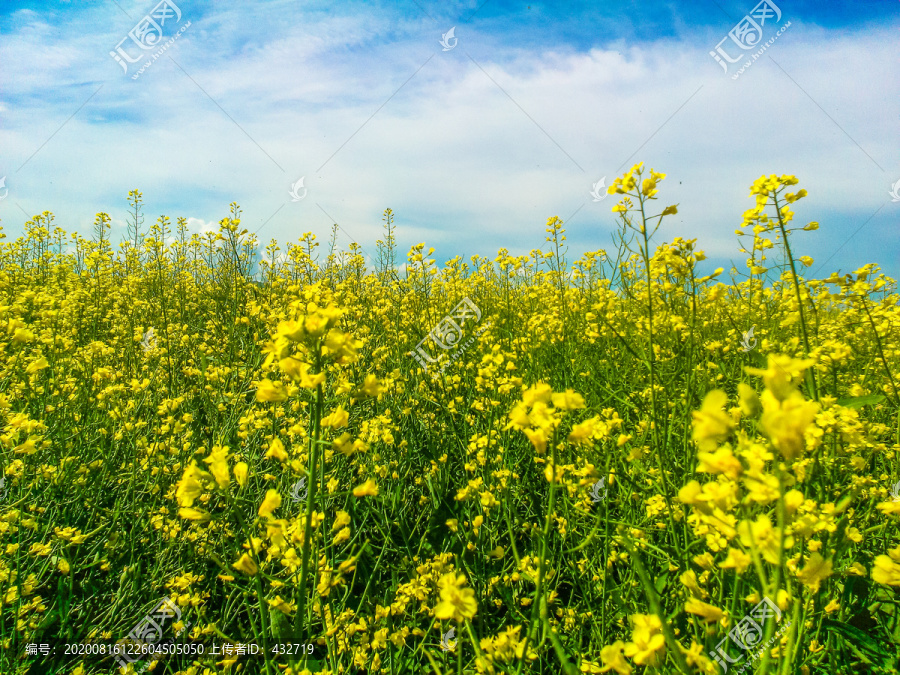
[0,164,898,675]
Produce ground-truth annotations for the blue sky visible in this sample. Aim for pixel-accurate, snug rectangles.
[1,0,898,281]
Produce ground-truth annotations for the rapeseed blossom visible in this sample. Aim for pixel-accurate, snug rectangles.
[2,174,895,675]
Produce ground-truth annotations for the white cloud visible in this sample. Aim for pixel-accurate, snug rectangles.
[0,5,897,279]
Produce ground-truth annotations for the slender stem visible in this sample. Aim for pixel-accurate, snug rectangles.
[772,193,817,400]
[621,535,691,674]
[857,294,899,406]
[293,348,325,639]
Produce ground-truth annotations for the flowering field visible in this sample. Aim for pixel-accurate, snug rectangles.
[1,165,898,675]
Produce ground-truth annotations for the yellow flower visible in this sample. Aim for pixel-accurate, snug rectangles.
[276,319,306,342]
[258,489,282,519]
[265,437,289,462]
[505,401,531,430]
[267,595,296,615]
[872,550,900,587]
[522,383,553,406]
[741,469,780,504]
[487,546,505,559]
[232,553,258,576]
[352,479,379,497]
[261,337,291,369]
[551,389,586,410]
[57,558,70,575]
[846,562,866,576]
[758,392,819,460]
[697,445,742,479]
[29,542,52,556]
[796,552,833,592]
[568,418,598,444]
[175,463,212,508]
[359,374,384,398]
[332,432,353,456]
[433,572,478,622]
[321,406,349,428]
[677,641,717,673]
[520,425,547,454]
[738,515,792,565]
[692,390,734,451]
[684,598,725,623]
[234,462,249,487]
[324,329,361,364]
[298,364,327,389]
[25,356,49,374]
[256,378,289,402]
[178,507,211,522]
[718,548,752,574]
[203,444,230,489]
[745,354,816,402]
[623,614,665,666]
[266,519,288,548]
[332,510,351,531]
[679,570,707,599]
[11,327,34,344]
[876,500,900,517]
[598,641,632,674]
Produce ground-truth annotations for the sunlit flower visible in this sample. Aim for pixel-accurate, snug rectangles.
[258,489,282,519]
[232,553,258,576]
[684,597,725,623]
[623,614,665,666]
[598,641,632,674]
[256,378,289,402]
[265,437,288,462]
[692,390,734,451]
[352,479,379,497]
[433,572,477,622]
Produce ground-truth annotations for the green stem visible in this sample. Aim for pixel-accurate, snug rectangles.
[293,349,325,640]
[772,193,817,401]
[621,535,691,675]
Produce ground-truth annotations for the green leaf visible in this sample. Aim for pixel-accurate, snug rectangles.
[836,394,886,409]
[821,618,896,670]
[655,573,667,595]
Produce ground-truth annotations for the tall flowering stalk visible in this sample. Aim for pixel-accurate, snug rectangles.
[257,283,361,643]
[606,163,683,539]
[740,174,820,400]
